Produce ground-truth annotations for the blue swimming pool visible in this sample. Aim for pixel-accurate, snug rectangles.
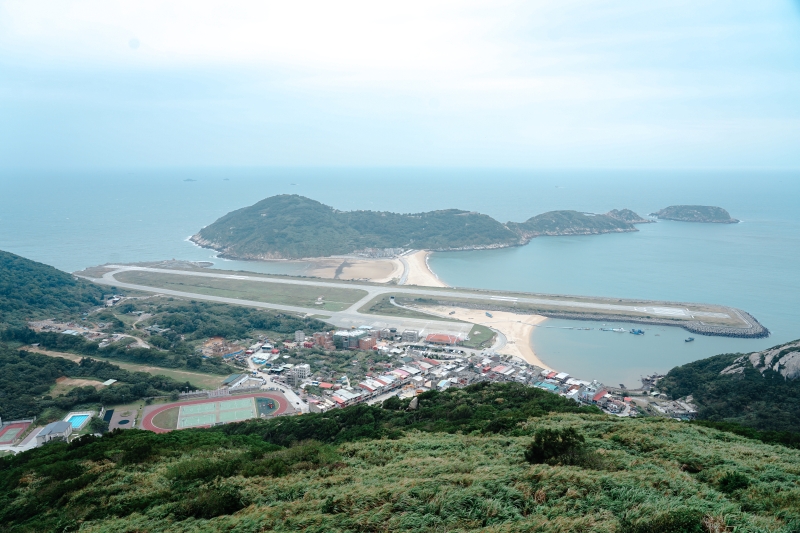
[67,415,89,429]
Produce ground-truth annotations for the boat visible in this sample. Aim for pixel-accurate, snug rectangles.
[685,337,695,342]
[630,329,644,335]
[485,312,493,318]
[601,327,627,333]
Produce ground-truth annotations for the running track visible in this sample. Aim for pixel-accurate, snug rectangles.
[141,392,292,433]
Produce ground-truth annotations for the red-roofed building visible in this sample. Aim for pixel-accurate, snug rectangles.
[546,371,558,379]
[318,382,333,389]
[592,390,609,403]
[425,334,462,345]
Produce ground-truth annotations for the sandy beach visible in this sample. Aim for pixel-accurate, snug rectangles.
[418,305,549,368]
[403,250,448,287]
[286,257,404,283]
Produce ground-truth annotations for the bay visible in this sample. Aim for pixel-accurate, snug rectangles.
[1,168,798,385]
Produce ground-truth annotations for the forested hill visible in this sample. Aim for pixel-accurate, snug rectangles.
[651,205,739,223]
[659,340,800,432]
[2,382,799,532]
[0,250,105,326]
[507,210,636,239]
[191,195,648,259]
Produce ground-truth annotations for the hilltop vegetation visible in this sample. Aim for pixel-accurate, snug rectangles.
[659,340,800,433]
[1,382,799,532]
[0,250,105,326]
[507,210,637,239]
[651,205,739,223]
[191,195,648,259]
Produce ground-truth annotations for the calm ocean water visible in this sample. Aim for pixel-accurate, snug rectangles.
[1,168,798,384]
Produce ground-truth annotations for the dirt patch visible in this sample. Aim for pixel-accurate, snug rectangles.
[50,377,105,396]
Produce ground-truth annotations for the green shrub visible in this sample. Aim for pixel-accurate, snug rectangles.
[524,427,586,465]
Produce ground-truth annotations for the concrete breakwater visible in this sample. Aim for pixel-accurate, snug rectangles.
[417,300,770,339]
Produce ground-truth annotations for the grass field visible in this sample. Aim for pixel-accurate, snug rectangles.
[115,270,368,311]
[358,294,464,322]
[462,324,497,349]
[151,406,179,429]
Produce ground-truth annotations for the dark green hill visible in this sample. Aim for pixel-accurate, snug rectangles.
[192,195,648,259]
[191,195,522,259]
[2,382,799,532]
[0,251,105,326]
[606,208,652,224]
[659,340,800,432]
[651,205,739,223]
[507,210,636,239]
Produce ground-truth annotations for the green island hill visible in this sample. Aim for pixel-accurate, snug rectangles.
[190,194,650,260]
[650,205,739,223]
[2,382,800,532]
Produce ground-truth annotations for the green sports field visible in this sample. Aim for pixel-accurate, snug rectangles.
[177,398,258,429]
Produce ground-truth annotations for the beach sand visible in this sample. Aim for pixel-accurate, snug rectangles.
[403,251,448,287]
[418,305,549,368]
[300,257,403,283]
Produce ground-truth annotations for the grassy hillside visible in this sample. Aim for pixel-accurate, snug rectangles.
[191,195,651,259]
[652,205,739,223]
[1,383,798,532]
[0,344,194,422]
[191,195,522,259]
[659,340,800,433]
[507,210,636,239]
[0,250,105,326]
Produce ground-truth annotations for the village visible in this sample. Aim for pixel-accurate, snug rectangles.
[210,324,698,421]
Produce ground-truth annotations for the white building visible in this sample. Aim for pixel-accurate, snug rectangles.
[36,421,73,445]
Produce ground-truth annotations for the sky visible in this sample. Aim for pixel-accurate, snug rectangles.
[1,1,799,170]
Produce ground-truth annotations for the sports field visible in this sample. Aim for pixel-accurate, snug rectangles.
[177,398,256,429]
[142,392,290,433]
[0,422,31,445]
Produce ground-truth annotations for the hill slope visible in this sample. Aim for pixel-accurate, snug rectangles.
[659,340,800,432]
[0,250,105,326]
[191,196,647,259]
[507,210,637,239]
[191,195,522,259]
[1,383,798,532]
[651,205,739,223]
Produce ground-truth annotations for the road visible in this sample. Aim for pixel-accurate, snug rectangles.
[80,265,747,336]
[245,355,308,413]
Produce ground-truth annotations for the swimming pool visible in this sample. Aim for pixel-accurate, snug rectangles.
[67,414,89,429]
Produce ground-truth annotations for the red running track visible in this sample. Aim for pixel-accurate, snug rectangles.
[0,422,32,444]
[141,392,292,433]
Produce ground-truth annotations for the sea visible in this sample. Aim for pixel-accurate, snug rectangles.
[2,168,799,386]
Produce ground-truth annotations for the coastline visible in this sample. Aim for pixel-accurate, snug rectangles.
[416,304,549,369]
[403,250,448,287]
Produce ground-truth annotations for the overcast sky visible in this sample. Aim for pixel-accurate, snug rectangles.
[1,1,799,170]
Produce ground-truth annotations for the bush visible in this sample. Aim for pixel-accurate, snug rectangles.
[718,471,749,493]
[524,427,586,465]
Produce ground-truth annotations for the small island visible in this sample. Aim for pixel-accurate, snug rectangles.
[191,195,651,260]
[650,205,738,223]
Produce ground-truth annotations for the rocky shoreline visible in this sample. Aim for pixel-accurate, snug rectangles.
[411,299,770,339]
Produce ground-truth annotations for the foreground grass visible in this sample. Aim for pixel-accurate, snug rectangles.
[3,413,799,532]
